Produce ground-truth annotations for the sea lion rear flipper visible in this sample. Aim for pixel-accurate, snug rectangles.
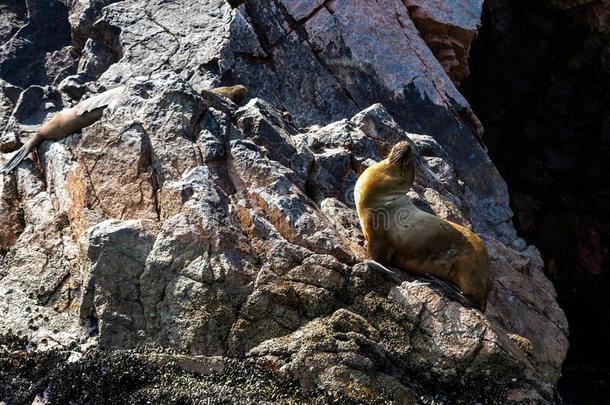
[365,261,478,309]
[1,143,31,174]
[423,274,477,309]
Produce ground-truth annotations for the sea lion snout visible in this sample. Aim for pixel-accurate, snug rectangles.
[387,141,415,179]
[388,141,412,164]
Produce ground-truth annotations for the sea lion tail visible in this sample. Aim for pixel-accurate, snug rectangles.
[1,143,31,174]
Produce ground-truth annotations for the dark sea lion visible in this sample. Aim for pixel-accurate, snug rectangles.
[354,141,491,311]
[210,84,247,104]
[1,85,125,174]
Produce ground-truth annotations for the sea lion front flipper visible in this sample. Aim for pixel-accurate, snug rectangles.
[75,84,126,115]
[1,142,32,174]
[365,260,404,283]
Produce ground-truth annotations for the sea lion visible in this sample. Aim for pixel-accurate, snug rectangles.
[0,84,249,174]
[210,84,247,104]
[1,85,126,174]
[354,141,491,311]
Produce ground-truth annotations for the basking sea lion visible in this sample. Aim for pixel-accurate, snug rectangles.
[1,85,126,174]
[210,84,247,104]
[0,84,249,174]
[354,141,491,311]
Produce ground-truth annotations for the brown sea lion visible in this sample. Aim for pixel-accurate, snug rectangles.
[1,85,126,174]
[210,84,247,104]
[354,141,491,311]
[0,84,249,174]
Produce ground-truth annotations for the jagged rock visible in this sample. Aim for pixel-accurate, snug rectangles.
[76,39,119,82]
[0,79,21,138]
[0,159,82,353]
[80,219,159,348]
[25,91,563,401]
[0,0,73,88]
[0,0,27,45]
[0,132,20,153]
[249,308,420,403]
[0,0,569,403]
[232,0,505,240]
[0,169,22,252]
[404,0,484,84]
[68,0,123,51]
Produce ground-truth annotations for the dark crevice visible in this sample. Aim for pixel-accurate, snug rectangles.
[139,124,162,221]
[143,8,182,79]
[461,0,610,401]
[243,0,277,59]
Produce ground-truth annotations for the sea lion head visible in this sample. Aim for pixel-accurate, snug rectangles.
[226,84,247,103]
[386,141,415,187]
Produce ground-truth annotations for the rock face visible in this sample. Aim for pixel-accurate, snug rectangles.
[0,0,568,403]
[403,0,484,84]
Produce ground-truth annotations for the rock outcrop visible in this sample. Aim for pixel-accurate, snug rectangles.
[403,0,484,84]
[0,0,568,403]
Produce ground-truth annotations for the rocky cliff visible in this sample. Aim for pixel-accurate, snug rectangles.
[0,0,568,403]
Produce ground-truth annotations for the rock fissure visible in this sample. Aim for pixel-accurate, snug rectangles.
[387,0,462,123]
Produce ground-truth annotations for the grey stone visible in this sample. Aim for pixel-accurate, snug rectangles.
[0,0,569,403]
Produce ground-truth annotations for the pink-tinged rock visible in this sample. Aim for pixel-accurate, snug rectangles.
[305,0,469,109]
[280,0,324,21]
[66,74,207,237]
[0,0,570,399]
[0,168,22,252]
[0,160,82,350]
[484,237,569,385]
[67,120,158,238]
[403,0,484,84]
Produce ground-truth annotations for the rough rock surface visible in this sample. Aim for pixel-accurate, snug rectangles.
[0,0,567,403]
[403,0,484,84]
